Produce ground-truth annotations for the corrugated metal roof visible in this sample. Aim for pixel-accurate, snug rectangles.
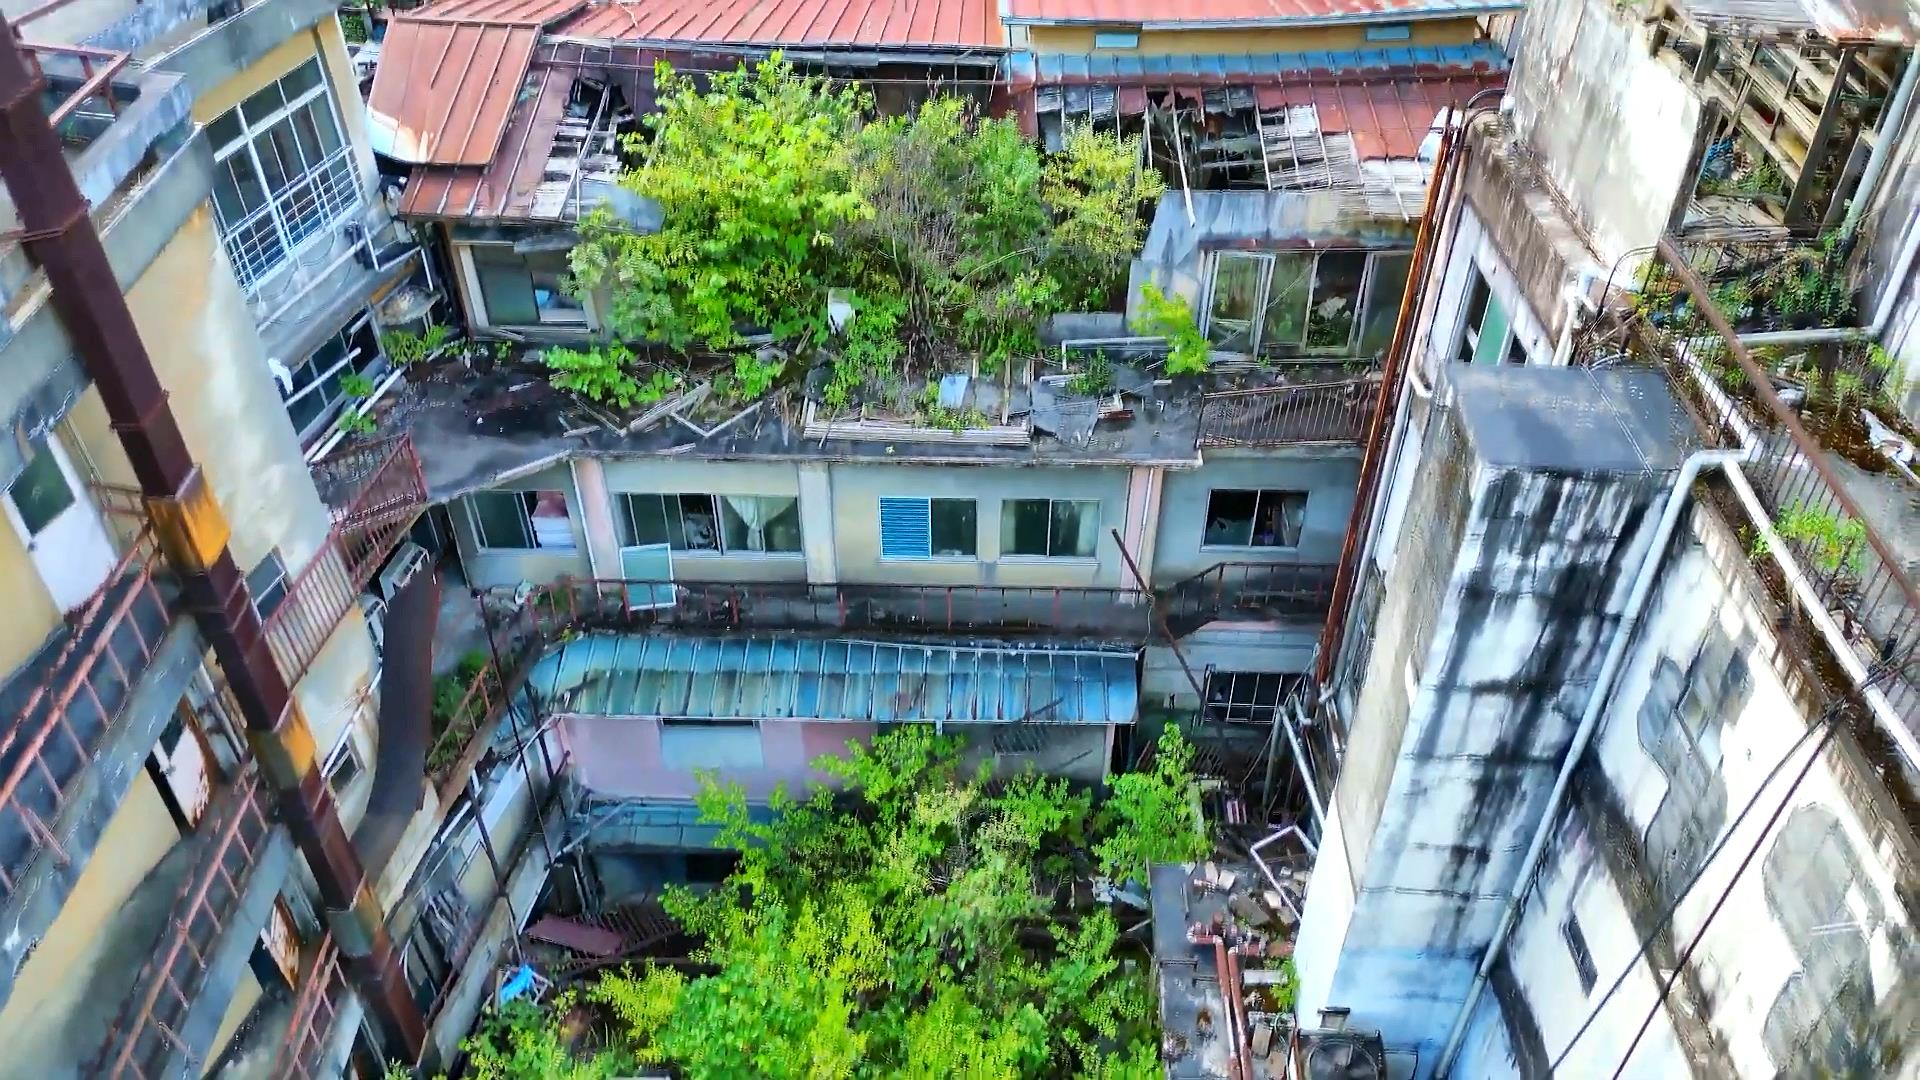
[1002,0,1523,26]
[1668,0,1920,43]
[556,0,1005,49]
[366,0,587,166]
[526,632,1139,725]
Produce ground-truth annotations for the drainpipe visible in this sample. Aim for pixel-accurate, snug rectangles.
[1431,441,1749,1077]
[1841,49,1920,239]
[0,20,425,1059]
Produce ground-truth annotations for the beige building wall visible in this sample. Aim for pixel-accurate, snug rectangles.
[0,481,66,676]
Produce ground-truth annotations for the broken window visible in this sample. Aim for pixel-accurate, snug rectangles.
[1562,913,1598,995]
[280,311,382,442]
[247,551,288,619]
[470,248,584,327]
[1204,250,1412,357]
[469,490,575,551]
[1202,489,1306,548]
[1202,671,1303,726]
[1001,499,1099,558]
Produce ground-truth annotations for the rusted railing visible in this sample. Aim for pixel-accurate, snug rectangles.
[1584,238,1920,741]
[1159,561,1340,633]
[273,936,349,1079]
[0,531,174,905]
[264,436,426,685]
[1196,377,1376,447]
[94,769,276,1078]
[10,39,129,129]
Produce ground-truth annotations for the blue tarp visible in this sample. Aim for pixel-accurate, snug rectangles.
[526,632,1139,726]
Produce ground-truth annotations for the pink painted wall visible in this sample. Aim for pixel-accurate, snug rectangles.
[560,716,877,800]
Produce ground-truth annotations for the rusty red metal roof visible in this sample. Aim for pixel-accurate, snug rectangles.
[555,0,1004,49]
[1002,0,1521,25]
[367,0,587,166]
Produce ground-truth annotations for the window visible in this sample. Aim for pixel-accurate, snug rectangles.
[879,497,976,559]
[470,248,585,327]
[208,59,355,292]
[617,493,800,554]
[248,551,288,618]
[1203,671,1303,726]
[324,738,364,797]
[468,490,576,551]
[279,312,382,441]
[1562,914,1598,994]
[6,441,76,537]
[1001,499,1098,558]
[1203,489,1306,548]
[1204,249,1412,357]
[659,718,764,770]
[1093,29,1140,48]
[1456,267,1528,365]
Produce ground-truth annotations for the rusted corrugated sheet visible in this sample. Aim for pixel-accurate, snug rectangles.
[556,0,1004,49]
[1255,74,1499,159]
[398,61,573,219]
[1002,0,1523,25]
[367,0,586,166]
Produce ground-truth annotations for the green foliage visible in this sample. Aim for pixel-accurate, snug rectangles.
[571,59,1164,393]
[460,995,632,1079]
[1774,501,1867,574]
[339,372,377,399]
[335,409,377,437]
[1066,349,1113,397]
[1268,957,1300,1013]
[382,324,451,365]
[716,353,786,404]
[568,59,871,351]
[1132,284,1210,376]
[1095,727,1208,884]
[916,384,991,432]
[543,344,644,407]
[520,728,1166,1079]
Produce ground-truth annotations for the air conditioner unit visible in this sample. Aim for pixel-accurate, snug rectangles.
[375,541,431,601]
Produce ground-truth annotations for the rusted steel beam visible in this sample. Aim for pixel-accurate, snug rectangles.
[0,17,424,1060]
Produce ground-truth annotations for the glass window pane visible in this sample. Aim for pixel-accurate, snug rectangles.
[6,443,76,536]
[1001,499,1051,556]
[241,82,285,128]
[307,99,343,157]
[472,249,539,326]
[930,499,976,557]
[281,59,323,101]
[1260,254,1313,353]
[208,110,246,152]
[1049,500,1098,557]
[1252,490,1306,547]
[1306,252,1368,352]
[720,495,799,553]
[1474,293,1513,366]
[286,389,329,435]
[252,131,291,193]
[289,107,325,170]
[471,492,532,549]
[1203,489,1257,547]
[248,553,288,618]
[1358,252,1413,358]
[1458,271,1492,361]
[1206,254,1263,352]
[677,493,719,551]
[620,494,670,547]
[219,154,269,217]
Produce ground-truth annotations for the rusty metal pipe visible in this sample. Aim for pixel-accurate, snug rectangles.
[0,19,424,1059]
[1190,928,1246,1080]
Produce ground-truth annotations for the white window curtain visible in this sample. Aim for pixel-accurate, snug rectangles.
[724,495,772,552]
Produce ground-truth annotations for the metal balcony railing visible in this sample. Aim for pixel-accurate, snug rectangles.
[273,936,349,1080]
[93,769,275,1079]
[264,436,426,685]
[0,532,174,906]
[1581,237,1920,748]
[1196,377,1376,447]
[1159,561,1341,635]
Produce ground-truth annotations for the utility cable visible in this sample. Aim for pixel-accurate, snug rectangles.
[1547,698,1836,1071]
[1605,710,1840,1079]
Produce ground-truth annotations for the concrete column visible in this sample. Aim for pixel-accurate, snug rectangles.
[570,457,620,578]
[1122,465,1165,588]
[798,462,837,585]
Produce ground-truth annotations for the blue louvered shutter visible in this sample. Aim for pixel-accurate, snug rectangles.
[878,497,932,559]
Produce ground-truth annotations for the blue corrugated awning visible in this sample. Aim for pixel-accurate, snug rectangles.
[527,632,1139,726]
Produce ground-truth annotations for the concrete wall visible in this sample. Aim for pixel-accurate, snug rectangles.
[1422,204,1557,371]
[1504,0,1701,268]
[1143,623,1319,711]
[450,464,594,588]
[1152,449,1360,582]
[826,462,1134,588]
[561,716,873,801]
[1452,506,1920,1078]
[1296,413,1674,1072]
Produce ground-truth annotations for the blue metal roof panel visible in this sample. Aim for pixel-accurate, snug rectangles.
[1024,41,1506,82]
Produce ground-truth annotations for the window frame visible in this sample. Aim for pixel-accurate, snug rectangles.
[999,497,1100,560]
[466,244,589,329]
[1455,265,1530,365]
[324,735,364,798]
[1200,488,1309,551]
[616,492,802,557]
[247,550,289,619]
[878,496,978,561]
[1201,248,1412,359]
[279,309,384,443]
[1201,670,1303,726]
[207,58,357,293]
[466,490,578,553]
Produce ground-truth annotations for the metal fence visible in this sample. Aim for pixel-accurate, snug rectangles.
[1196,377,1375,447]
[273,936,349,1080]
[1583,237,1920,741]
[0,531,174,905]
[94,770,276,1078]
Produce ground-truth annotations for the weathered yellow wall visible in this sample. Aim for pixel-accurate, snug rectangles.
[0,497,62,677]
[0,772,180,1069]
[205,971,264,1076]
[1023,19,1481,55]
[191,29,321,122]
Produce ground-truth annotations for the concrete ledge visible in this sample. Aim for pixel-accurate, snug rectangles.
[0,124,212,490]
[162,823,295,1077]
[0,618,203,1009]
[154,0,340,99]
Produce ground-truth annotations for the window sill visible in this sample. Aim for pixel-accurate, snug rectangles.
[667,550,805,560]
[879,555,980,564]
[997,555,1099,564]
[1198,544,1301,554]
[475,546,580,556]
